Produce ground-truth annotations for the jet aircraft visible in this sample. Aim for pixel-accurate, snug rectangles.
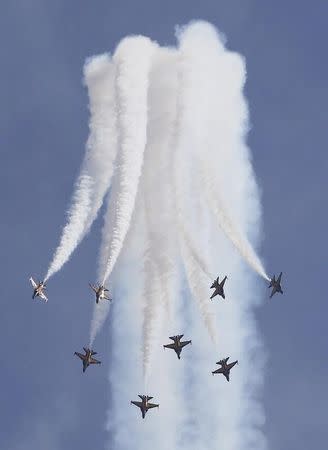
[163,334,191,359]
[212,357,238,381]
[29,277,48,302]
[74,347,101,373]
[89,283,112,304]
[268,272,283,298]
[210,275,227,300]
[131,395,159,419]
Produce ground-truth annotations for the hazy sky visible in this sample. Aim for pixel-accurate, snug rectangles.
[0,2,327,449]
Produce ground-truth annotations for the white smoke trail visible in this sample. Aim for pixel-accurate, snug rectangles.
[89,36,156,345]
[174,139,217,340]
[45,55,117,281]
[105,206,184,450]
[203,179,270,281]
[141,48,181,381]
[171,29,219,342]
[84,21,266,450]
[175,22,267,450]
[181,241,217,343]
[100,36,157,286]
[176,22,269,282]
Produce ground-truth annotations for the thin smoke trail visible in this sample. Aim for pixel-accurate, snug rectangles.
[45,56,117,282]
[89,36,156,345]
[181,240,217,343]
[203,176,270,281]
[174,151,217,340]
[100,36,157,286]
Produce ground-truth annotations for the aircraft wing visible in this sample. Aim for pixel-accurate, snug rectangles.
[90,357,101,365]
[74,352,85,361]
[104,295,112,301]
[147,402,159,409]
[89,284,97,293]
[277,272,282,283]
[212,367,224,375]
[221,276,227,286]
[164,343,176,350]
[227,361,238,370]
[210,289,219,299]
[131,401,143,408]
[180,340,191,348]
[29,277,37,288]
[39,291,48,302]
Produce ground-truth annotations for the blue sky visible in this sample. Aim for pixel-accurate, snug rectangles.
[1,2,327,449]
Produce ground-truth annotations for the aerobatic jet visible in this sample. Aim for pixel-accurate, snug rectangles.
[29,277,48,302]
[131,395,159,419]
[163,334,192,359]
[74,347,101,373]
[212,357,238,381]
[268,272,283,298]
[89,283,112,304]
[210,275,227,300]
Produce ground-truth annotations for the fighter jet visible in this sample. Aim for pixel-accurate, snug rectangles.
[210,275,227,300]
[74,347,101,373]
[163,334,191,359]
[131,395,159,419]
[268,272,283,298]
[89,283,112,304]
[212,357,238,381]
[29,277,48,302]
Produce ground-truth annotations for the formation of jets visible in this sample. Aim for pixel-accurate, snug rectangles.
[28,271,283,418]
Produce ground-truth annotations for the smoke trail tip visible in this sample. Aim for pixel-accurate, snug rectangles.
[83,53,112,81]
[175,20,227,49]
[114,35,158,59]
